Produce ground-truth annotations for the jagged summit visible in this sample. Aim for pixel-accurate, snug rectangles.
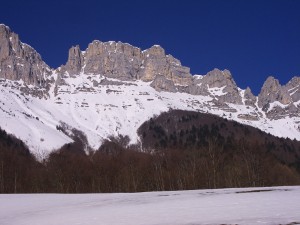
[59,39,192,89]
[0,24,10,29]
[0,24,300,156]
[1,24,299,105]
[286,76,300,102]
[243,87,256,106]
[0,24,50,85]
[258,76,292,110]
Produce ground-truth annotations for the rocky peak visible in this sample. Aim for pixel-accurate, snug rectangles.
[143,45,165,56]
[63,45,83,75]
[204,68,235,87]
[244,87,254,96]
[285,76,300,103]
[0,24,14,58]
[2,23,300,120]
[76,40,142,80]
[258,76,292,110]
[195,68,242,104]
[0,24,50,85]
[243,87,256,106]
[286,76,300,87]
[221,69,232,80]
[138,45,192,86]
[60,40,192,88]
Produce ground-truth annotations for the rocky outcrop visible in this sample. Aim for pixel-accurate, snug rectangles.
[138,45,165,81]
[256,76,300,120]
[194,69,243,104]
[1,23,300,121]
[0,24,50,85]
[60,41,192,90]
[138,45,192,86]
[83,41,142,80]
[243,87,256,106]
[150,75,177,92]
[258,76,292,111]
[63,45,84,76]
[285,76,300,103]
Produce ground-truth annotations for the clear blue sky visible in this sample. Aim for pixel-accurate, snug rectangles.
[1,0,300,95]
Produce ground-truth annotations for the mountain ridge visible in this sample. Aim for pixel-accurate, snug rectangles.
[0,24,300,156]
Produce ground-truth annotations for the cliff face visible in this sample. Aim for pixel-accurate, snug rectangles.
[0,24,51,85]
[60,42,250,105]
[60,41,192,89]
[1,23,300,122]
[1,24,300,156]
[258,76,292,109]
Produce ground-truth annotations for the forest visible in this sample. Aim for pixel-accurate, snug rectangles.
[0,110,300,193]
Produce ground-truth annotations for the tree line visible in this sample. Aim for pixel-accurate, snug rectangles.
[0,128,299,193]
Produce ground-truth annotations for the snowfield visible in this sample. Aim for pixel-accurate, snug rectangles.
[1,74,300,158]
[1,186,300,225]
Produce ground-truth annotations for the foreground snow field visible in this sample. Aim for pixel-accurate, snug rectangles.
[0,186,300,225]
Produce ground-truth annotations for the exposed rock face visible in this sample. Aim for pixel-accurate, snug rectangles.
[1,23,300,122]
[60,42,192,90]
[63,45,84,76]
[138,45,165,81]
[244,87,256,106]
[138,45,192,86]
[258,76,292,111]
[0,24,50,85]
[165,55,192,86]
[194,69,243,104]
[83,41,142,80]
[285,76,300,103]
[150,75,177,92]
[256,76,300,120]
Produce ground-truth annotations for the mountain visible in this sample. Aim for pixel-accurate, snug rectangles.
[0,24,300,157]
[138,110,300,166]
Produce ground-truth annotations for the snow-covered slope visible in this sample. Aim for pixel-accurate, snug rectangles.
[0,24,300,157]
[1,186,300,225]
[0,72,300,157]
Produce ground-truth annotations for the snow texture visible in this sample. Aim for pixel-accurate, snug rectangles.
[0,73,300,157]
[207,85,227,96]
[0,186,300,225]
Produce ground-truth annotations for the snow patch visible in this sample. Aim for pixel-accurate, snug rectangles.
[268,101,288,112]
[0,72,300,157]
[208,85,227,96]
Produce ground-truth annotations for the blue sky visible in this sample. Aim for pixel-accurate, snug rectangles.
[1,0,300,95]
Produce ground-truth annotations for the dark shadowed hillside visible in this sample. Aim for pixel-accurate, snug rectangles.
[138,110,300,166]
[1,110,300,193]
[0,129,45,193]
